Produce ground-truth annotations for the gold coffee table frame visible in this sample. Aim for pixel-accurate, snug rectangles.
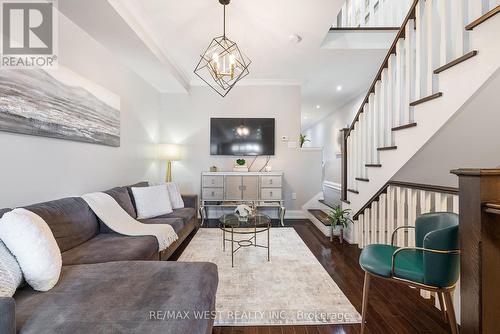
[219,213,271,267]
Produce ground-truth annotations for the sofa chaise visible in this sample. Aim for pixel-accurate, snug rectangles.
[0,182,218,334]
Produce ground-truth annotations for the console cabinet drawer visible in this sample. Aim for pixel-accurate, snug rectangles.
[261,176,282,188]
[202,188,224,200]
[261,188,282,200]
[202,175,224,188]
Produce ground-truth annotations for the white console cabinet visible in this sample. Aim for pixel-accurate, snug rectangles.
[200,172,285,225]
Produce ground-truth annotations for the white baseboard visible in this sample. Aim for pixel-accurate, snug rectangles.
[284,210,306,219]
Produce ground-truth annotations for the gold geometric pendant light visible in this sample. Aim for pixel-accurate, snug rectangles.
[194,0,251,97]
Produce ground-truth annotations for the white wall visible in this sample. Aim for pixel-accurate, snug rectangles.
[160,86,323,213]
[0,13,162,208]
[302,96,361,183]
[393,68,500,187]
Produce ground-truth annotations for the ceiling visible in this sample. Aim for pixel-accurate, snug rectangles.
[60,0,387,129]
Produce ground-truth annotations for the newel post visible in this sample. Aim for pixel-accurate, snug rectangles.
[340,128,349,202]
[451,168,500,334]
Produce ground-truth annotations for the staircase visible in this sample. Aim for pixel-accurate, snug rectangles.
[341,1,500,221]
[337,1,500,324]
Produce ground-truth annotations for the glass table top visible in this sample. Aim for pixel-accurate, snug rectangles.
[219,213,271,229]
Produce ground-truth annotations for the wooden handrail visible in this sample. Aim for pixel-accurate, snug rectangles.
[346,0,419,137]
[352,180,458,220]
[465,5,500,30]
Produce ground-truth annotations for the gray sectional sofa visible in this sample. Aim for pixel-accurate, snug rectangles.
[0,182,218,334]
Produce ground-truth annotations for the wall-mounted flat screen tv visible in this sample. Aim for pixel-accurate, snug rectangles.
[210,118,275,156]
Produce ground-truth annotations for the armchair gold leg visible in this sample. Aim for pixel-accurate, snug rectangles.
[361,272,371,334]
[437,291,448,323]
[443,290,458,334]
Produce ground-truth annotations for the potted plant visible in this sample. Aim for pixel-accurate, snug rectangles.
[327,206,353,243]
[299,134,310,148]
[233,158,248,172]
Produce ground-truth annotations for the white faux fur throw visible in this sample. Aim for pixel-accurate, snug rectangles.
[82,192,178,251]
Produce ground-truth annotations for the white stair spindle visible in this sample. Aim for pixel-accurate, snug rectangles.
[373,81,381,160]
[352,126,358,181]
[365,207,371,246]
[379,193,388,244]
[359,113,367,178]
[379,69,388,148]
[426,0,440,95]
[454,0,469,56]
[347,136,353,190]
[363,104,370,167]
[395,38,405,126]
[439,0,452,66]
[404,19,416,123]
[368,94,375,161]
[387,186,396,244]
[415,0,428,100]
[357,121,363,180]
[452,194,459,214]
[387,54,396,145]
[435,192,448,211]
[371,203,378,244]
[408,189,418,247]
[395,187,405,247]
[358,214,365,248]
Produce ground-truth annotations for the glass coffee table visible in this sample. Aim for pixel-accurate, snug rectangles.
[219,213,271,267]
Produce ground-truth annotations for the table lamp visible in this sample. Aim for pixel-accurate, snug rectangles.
[158,144,181,182]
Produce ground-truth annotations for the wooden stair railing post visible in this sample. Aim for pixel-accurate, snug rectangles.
[340,128,349,202]
[451,168,500,334]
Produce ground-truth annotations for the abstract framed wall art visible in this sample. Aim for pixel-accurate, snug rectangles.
[0,67,120,146]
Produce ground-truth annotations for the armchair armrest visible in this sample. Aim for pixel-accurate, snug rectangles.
[391,247,460,277]
[391,226,415,246]
[181,194,198,211]
[0,297,15,334]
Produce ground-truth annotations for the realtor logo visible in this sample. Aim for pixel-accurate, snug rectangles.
[1,0,58,68]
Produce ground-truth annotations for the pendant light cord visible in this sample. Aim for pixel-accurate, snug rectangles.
[223,4,226,38]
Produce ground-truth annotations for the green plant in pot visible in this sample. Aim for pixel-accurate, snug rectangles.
[299,134,310,148]
[236,159,246,166]
[328,205,354,243]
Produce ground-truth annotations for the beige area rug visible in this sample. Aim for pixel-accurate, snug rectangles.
[178,228,361,326]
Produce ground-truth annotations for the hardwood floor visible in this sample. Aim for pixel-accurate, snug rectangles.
[171,220,452,334]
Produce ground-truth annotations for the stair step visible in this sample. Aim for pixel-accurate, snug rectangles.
[347,189,359,194]
[392,122,417,131]
[434,51,478,74]
[465,5,500,30]
[355,177,370,182]
[307,209,330,226]
[366,164,382,168]
[377,146,397,151]
[318,199,336,209]
[410,92,443,106]
[340,199,351,205]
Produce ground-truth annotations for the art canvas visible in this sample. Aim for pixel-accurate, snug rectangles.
[0,67,120,146]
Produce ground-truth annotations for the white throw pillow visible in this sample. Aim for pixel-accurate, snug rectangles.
[166,183,184,209]
[132,185,173,219]
[0,240,23,297]
[0,208,62,291]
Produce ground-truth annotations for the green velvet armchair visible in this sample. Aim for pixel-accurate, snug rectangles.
[358,212,460,334]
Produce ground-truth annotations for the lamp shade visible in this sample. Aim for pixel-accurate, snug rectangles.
[158,144,182,161]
